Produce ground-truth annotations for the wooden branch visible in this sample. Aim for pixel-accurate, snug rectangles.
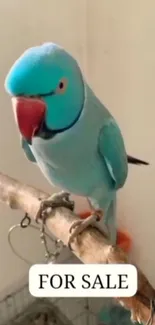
[0,172,154,324]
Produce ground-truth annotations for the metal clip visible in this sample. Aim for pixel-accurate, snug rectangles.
[20,213,31,228]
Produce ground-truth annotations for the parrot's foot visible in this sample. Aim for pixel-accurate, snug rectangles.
[35,191,75,223]
[68,210,108,249]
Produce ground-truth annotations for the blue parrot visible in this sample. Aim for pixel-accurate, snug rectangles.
[4,43,149,246]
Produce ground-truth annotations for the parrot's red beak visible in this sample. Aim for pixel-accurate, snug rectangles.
[12,97,46,143]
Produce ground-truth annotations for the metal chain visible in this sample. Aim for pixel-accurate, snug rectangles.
[40,220,51,262]
[39,219,63,263]
[8,212,63,265]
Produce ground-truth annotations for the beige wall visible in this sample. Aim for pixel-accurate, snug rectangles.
[0,0,155,293]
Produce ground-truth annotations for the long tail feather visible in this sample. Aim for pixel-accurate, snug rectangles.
[127,155,149,165]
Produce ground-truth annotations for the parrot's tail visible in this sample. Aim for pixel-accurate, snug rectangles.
[78,210,132,254]
[127,155,149,165]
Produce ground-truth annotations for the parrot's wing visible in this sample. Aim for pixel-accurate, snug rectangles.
[21,136,37,163]
[98,119,128,189]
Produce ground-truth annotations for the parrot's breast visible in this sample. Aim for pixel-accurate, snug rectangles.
[31,84,114,199]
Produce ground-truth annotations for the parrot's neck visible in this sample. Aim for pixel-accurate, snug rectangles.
[32,82,106,146]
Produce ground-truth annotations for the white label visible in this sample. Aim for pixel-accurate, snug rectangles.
[29,264,137,298]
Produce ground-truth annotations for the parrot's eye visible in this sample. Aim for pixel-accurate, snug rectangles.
[56,78,68,94]
[59,82,64,89]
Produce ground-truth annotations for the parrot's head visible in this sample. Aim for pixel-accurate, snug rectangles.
[5,43,84,144]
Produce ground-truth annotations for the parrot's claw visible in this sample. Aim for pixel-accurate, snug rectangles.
[35,191,75,223]
[68,210,108,249]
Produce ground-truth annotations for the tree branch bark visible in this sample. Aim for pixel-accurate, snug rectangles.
[0,172,154,324]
